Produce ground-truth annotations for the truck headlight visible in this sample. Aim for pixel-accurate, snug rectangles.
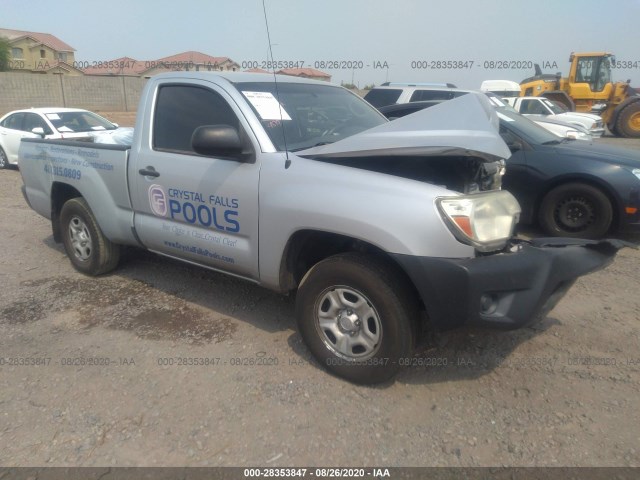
[437,190,521,252]
[566,130,591,141]
[632,169,640,181]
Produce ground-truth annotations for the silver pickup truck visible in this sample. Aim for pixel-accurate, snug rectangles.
[18,72,625,384]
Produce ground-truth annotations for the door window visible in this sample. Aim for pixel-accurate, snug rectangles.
[575,56,609,92]
[153,85,240,154]
[409,89,459,101]
[520,99,547,115]
[1,113,25,130]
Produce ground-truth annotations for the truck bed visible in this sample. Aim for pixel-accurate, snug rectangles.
[19,138,138,245]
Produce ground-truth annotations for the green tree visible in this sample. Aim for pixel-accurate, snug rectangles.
[0,36,10,71]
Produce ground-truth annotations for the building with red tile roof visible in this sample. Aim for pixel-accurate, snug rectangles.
[81,51,240,77]
[244,67,271,74]
[0,27,80,75]
[276,68,331,81]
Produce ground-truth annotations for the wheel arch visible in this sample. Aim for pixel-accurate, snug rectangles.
[51,182,83,242]
[278,229,423,305]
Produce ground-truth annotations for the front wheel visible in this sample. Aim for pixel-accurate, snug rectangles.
[0,147,8,169]
[295,253,417,384]
[615,102,640,138]
[538,183,613,239]
[60,197,120,275]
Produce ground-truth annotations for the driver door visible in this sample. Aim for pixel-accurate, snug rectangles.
[130,81,261,280]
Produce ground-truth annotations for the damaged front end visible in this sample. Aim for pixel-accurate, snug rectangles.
[392,238,633,331]
[298,93,631,330]
[298,93,518,253]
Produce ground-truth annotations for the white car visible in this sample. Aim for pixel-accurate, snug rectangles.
[510,97,605,137]
[485,95,593,141]
[0,108,128,169]
[480,81,605,137]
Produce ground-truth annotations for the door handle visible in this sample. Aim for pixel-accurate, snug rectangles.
[138,166,160,177]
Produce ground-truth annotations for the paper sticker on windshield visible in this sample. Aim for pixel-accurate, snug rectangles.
[242,91,291,121]
[496,112,515,122]
[46,113,61,120]
[57,126,74,132]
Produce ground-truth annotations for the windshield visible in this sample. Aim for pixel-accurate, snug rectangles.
[47,111,117,133]
[495,107,561,145]
[237,82,387,151]
[576,55,612,92]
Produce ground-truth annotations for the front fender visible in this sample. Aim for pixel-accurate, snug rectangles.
[257,154,475,289]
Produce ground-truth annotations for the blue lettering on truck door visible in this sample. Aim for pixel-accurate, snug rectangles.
[165,191,240,233]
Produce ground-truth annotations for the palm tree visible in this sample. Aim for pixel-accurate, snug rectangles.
[0,37,11,72]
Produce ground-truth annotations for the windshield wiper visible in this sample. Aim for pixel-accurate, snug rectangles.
[542,139,562,145]
[291,141,335,152]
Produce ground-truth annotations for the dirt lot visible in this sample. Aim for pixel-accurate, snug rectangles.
[1,134,639,467]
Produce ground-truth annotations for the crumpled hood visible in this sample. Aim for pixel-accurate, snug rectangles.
[297,92,511,162]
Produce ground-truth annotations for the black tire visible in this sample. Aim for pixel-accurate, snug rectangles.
[0,146,8,169]
[295,252,417,384]
[538,183,613,239]
[59,197,120,275]
[615,102,640,138]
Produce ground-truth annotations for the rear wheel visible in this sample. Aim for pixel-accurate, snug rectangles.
[539,183,613,239]
[295,252,417,384]
[615,102,640,138]
[60,197,120,275]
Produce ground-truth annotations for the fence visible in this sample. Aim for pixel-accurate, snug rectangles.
[0,72,147,116]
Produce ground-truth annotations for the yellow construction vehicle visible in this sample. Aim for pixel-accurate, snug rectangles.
[520,52,640,138]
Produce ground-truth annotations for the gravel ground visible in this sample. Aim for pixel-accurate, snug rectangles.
[0,134,639,467]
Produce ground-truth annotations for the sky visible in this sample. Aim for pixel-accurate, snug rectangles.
[3,0,640,88]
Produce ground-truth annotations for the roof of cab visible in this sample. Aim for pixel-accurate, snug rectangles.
[152,71,335,86]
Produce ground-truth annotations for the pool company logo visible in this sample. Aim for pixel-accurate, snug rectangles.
[148,184,167,217]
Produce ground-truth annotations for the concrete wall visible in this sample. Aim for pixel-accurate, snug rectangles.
[0,72,147,116]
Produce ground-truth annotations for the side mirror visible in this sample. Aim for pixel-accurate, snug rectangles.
[501,131,523,152]
[31,127,45,138]
[191,125,251,161]
[507,140,523,152]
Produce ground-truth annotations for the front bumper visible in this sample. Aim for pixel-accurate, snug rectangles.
[392,238,631,331]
